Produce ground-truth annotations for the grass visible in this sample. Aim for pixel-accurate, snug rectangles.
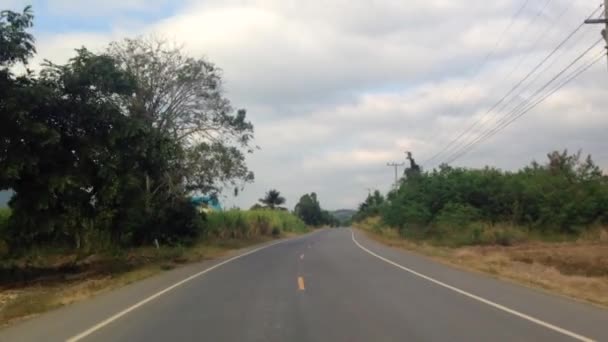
[205,209,308,239]
[355,217,608,308]
[0,208,10,257]
[0,210,309,326]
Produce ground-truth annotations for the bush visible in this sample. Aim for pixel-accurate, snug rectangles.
[435,203,480,229]
[359,150,608,241]
[133,200,204,246]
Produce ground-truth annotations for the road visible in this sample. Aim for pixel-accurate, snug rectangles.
[1,228,607,341]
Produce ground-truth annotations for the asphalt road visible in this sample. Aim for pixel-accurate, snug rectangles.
[1,228,607,342]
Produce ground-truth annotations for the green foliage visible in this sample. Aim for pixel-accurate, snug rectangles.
[435,203,480,229]
[0,7,258,255]
[205,210,307,239]
[294,193,339,226]
[0,6,35,66]
[0,208,10,256]
[353,190,384,222]
[107,37,255,196]
[355,150,608,245]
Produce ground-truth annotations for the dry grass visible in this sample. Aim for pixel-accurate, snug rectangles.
[356,221,608,308]
[0,235,280,326]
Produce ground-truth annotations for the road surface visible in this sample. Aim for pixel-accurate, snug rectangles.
[1,228,607,341]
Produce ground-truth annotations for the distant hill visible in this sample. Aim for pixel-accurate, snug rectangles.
[0,191,12,208]
[330,209,356,223]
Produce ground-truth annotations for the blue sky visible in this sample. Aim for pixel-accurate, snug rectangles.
[9,0,182,33]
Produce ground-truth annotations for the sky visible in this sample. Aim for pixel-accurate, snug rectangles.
[5,0,608,210]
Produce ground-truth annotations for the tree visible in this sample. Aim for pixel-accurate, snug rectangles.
[353,190,385,222]
[106,37,255,196]
[2,46,144,247]
[294,192,336,226]
[294,193,322,225]
[1,9,203,249]
[0,6,34,67]
[259,189,286,210]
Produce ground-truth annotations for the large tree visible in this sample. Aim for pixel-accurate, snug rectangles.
[294,193,322,226]
[1,8,201,248]
[107,37,255,195]
[294,193,337,226]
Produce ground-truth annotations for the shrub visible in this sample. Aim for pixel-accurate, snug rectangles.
[435,203,480,229]
[133,200,204,246]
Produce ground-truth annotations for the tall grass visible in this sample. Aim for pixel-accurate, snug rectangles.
[0,208,11,256]
[204,210,308,239]
[0,208,10,226]
[357,216,529,247]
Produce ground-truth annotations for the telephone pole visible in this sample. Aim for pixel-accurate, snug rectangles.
[585,1,608,67]
[387,162,405,187]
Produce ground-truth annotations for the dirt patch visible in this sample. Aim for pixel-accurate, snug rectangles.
[360,228,608,308]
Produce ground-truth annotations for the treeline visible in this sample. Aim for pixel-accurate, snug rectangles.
[252,190,339,227]
[0,7,259,253]
[356,150,608,245]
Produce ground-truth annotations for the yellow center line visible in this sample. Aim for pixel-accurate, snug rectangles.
[298,276,305,291]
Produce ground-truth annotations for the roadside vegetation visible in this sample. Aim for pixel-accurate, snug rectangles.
[354,150,608,306]
[205,210,308,239]
[0,7,313,324]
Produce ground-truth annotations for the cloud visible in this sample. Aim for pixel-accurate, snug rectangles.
[15,0,608,210]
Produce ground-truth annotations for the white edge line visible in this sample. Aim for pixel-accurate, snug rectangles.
[350,229,594,342]
[66,234,309,342]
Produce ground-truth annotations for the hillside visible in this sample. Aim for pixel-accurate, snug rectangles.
[330,209,356,223]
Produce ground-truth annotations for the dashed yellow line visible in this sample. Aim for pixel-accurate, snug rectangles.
[298,276,305,291]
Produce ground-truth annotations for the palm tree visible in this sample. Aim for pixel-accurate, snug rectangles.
[259,189,286,210]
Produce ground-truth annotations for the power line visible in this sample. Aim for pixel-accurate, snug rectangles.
[494,38,603,131]
[492,0,573,114]
[453,1,594,158]
[443,39,604,164]
[443,44,605,164]
[430,0,556,164]
[584,0,608,67]
[423,3,604,168]
[497,12,589,122]
[446,51,606,164]
[420,0,532,167]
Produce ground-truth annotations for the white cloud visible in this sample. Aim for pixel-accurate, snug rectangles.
[16,0,608,210]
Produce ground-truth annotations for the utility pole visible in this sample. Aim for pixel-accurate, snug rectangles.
[585,1,608,67]
[387,162,405,187]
